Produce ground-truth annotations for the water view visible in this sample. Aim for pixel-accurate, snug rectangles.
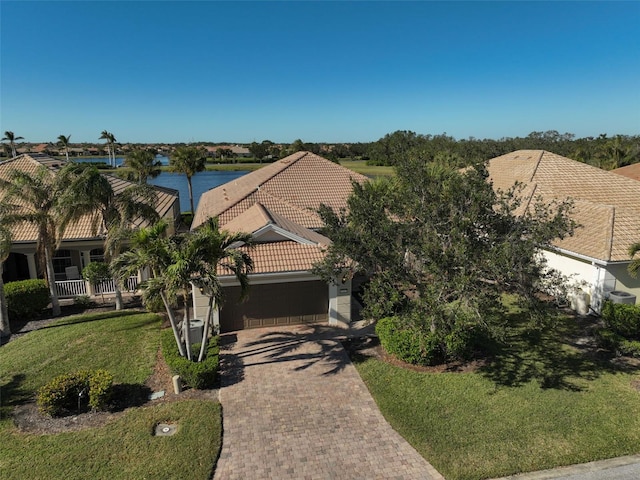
[76,156,249,212]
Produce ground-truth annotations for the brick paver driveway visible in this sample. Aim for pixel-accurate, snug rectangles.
[213,324,443,480]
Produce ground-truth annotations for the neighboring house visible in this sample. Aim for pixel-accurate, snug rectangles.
[487,150,640,312]
[191,151,368,332]
[0,154,180,296]
[612,163,640,182]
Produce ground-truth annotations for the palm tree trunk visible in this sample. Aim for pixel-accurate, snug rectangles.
[0,266,10,338]
[65,148,69,162]
[160,290,186,357]
[44,246,61,316]
[114,280,123,310]
[197,294,214,362]
[187,177,195,215]
[183,291,192,360]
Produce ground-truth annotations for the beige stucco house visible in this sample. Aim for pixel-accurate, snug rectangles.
[191,151,368,332]
[1,154,180,296]
[487,150,640,312]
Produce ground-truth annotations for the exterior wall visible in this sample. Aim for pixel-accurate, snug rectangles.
[542,249,639,312]
[192,271,353,332]
[605,263,640,305]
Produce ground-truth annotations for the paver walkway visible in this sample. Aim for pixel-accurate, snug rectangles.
[213,324,443,480]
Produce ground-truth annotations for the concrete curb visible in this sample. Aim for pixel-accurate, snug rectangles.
[490,454,640,479]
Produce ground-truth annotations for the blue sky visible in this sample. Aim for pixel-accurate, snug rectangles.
[1,1,639,144]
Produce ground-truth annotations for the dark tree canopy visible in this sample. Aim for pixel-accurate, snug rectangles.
[314,152,576,363]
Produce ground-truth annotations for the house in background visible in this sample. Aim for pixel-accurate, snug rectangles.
[191,151,368,332]
[0,154,180,296]
[612,163,640,182]
[487,150,640,312]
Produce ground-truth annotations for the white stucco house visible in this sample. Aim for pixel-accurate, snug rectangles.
[487,150,640,313]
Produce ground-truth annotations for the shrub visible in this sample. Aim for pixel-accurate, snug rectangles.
[82,261,111,285]
[601,301,640,339]
[376,316,443,366]
[595,328,640,358]
[161,328,219,389]
[37,369,114,417]
[74,295,93,308]
[5,279,50,319]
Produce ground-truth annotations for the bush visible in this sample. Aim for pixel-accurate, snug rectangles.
[74,295,93,308]
[37,369,114,417]
[376,316,444,366]
[601,301,640,339]
[161,328,219,389]
[595,328,640,358]
[5,279,50,319]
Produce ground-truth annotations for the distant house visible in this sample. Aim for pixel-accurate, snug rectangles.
[0,154,180,296]
[487,150,640,312]
[206,145,251,158]
[191,151,368,332]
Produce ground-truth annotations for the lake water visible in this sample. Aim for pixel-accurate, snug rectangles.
[77,156,249,212]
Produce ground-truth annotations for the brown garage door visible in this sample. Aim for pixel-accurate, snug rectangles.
[220,281,328,332]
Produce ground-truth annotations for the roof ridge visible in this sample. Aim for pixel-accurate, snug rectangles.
[606,206,615,262]
[529,150,545,182]
[209,151,309,218]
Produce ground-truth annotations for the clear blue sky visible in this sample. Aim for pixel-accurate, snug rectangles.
[1,1,639,144]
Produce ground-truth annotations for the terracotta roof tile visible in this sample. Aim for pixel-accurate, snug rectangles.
[193,151,367,229]
[487,150,640,262]
[217,241,326,276]
[0,154,179,243]
[612,163,640,182]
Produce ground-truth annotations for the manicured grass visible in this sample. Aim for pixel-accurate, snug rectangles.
[0,400,222,480]
[355,312,640,480]
[339,159,394,177]
[0,311,160,396]
[0,311,223,479]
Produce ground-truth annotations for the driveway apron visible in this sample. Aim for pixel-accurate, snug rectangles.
[213,325,443,480]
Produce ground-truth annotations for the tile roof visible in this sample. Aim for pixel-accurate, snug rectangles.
[194,151,365,277]
[612,163,640,182]
[217,241,326,276]
[0,154,179,243]
[193,151,368,230]
[487,150,640,262]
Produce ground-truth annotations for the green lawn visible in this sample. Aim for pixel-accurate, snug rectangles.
[355,312,640,480]
[0,311,222,480]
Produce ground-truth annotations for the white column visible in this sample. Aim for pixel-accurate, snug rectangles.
[328,277,352,327]
[26,253,38,279]
[81,250,92,269]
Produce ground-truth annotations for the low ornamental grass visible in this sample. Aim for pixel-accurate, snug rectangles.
[356,310,640,480]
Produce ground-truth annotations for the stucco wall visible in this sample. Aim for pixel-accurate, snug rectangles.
[605,263,640,304]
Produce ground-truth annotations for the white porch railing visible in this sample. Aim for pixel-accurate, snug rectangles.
[55,276,139,298]
[94,276,139,295]
[55,279,88,298]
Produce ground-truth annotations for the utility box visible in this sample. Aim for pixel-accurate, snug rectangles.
[186,319,204,344]
[608,291,637,305]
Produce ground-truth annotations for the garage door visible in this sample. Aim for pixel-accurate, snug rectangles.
[219,281,328,332]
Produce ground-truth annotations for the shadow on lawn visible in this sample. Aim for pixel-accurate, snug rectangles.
[217,325,351,388]
[0,374,28,416]
[479,310,639,390]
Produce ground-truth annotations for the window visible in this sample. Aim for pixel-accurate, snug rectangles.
[53,250,73,281]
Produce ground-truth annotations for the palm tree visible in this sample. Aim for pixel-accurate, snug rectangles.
[0,165,76,316]
[114,218,253,361]
[190,217,253,361]
[0,219,12,338]
[2,131,24,158]
[169,146,207,215]
[57,134,71,162]
[60,164,159,310]
[99,131,117,167]
[124,149,162,184]
[629,242,640,279]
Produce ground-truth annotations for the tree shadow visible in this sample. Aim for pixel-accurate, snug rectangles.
[0,373,28,417]
[108,383,152,412]
[217,324,353,388]
[478,310,638,391]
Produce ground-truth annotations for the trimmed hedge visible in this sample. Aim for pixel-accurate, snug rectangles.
[601,301,640,339]
[161,328,219,389]
[5,279,50,319]
[37,369,114,417]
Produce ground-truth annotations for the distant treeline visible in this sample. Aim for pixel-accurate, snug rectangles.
[286,131,640,170]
